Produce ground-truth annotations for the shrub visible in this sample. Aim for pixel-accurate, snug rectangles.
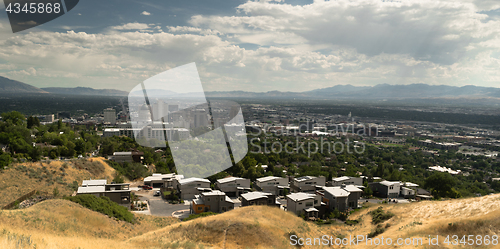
[64,194,135,223]
[370,207,394,224]
[345,218,361,226]
[367,224,386,238]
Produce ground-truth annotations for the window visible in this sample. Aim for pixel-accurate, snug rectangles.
[314,200,318,204]
[305,202,313,207]
[197,207,202,211]
[298,202,302,205]
[207,198,210,201]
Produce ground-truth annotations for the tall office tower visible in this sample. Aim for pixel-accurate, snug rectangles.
[168,104,179,113]
[104,108,116,124]
[45,114,55,122]
[192,109,209,128]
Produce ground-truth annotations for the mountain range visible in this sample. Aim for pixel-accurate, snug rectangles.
[1,76,500,100]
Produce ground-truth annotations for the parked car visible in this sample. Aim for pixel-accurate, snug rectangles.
[141,185,153,190]
[154,191,161,196]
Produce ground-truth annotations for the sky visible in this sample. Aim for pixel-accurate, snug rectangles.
[0,0,500,92]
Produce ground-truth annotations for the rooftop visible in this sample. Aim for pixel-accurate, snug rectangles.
[201,190,226,196]
[323,187,350,197]
[342,185,362,192]
[77,185,105,194]
[294,176,316,182]
[256,176,282,182]
[379,180,400,187]
[287,192,316,201]
[332,176,350,182]
[82,179,107,186]
[241,192,273,201]
[217,177,245,184]
[179,177,210,185]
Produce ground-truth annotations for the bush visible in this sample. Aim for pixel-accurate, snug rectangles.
[370,207,394,224]
[65,194,135,223]
[345,218,361,226]
[183,212,217,221]
[367,224,386,238]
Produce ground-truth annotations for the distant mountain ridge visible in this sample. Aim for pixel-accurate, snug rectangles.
[0,76,48,93]
[41,87,128,96]
[1,75,500,99]
[206,83,500,99]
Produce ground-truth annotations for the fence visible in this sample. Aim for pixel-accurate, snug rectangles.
[2,189,37,210]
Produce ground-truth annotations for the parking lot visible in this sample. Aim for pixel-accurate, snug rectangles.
[134,188,189,217]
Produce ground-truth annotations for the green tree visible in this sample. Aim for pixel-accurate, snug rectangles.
[1,111,25,126]
[424,172,460,198]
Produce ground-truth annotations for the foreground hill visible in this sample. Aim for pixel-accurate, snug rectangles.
[1,191,500,248]
[0,158,117,208]
[0,199,178,248]
[0,76,48,94]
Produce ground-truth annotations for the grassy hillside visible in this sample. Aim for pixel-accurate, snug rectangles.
[0,158,117,207]
[1,190,500,248]
[0,199,178,249]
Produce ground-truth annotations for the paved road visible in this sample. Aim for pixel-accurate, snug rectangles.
[135,189,188,217]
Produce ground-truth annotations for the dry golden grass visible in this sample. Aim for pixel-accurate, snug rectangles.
[0,199,178,249]
[130,205,347,249]
[2,189,500,248]
[344,195,500,249]
[0,157,116,207]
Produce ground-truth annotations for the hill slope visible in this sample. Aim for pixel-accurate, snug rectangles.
[0,199,178,249]
[0,158,117,208]
[0,76,48,93]
[1,194,500,248]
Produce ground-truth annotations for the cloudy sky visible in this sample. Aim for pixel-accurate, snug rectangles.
[0,0,500,92]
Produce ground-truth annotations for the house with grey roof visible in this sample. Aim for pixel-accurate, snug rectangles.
[369,180,401,198]
[255,176,289,196]
[77,179,131,205]
[215,177,251,197]
[286,192,325,219]
[240,192,280,207]
[342,185,363,208]
[176,177,211,200]
[330,176,363,187]
[290,176,326,193]
[322,186,350,212]
[190,190,235,214]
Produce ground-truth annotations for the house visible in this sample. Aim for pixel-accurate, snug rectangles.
[162,174,185,189]
[240,192,280,207]
[322,187,350,212]
[330,176,363,187]
[77,179,131,205]
[110,151,144,163]
[290,176,326,193]
[400,187,416,198]
[342,185,363,208]
[369,180,401,198]
[190,190,235,214]
[255,176,289,196]
[176,177,211,200]
[215,177,251,197]
[143,173,181,188]
[286,192,324,219]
